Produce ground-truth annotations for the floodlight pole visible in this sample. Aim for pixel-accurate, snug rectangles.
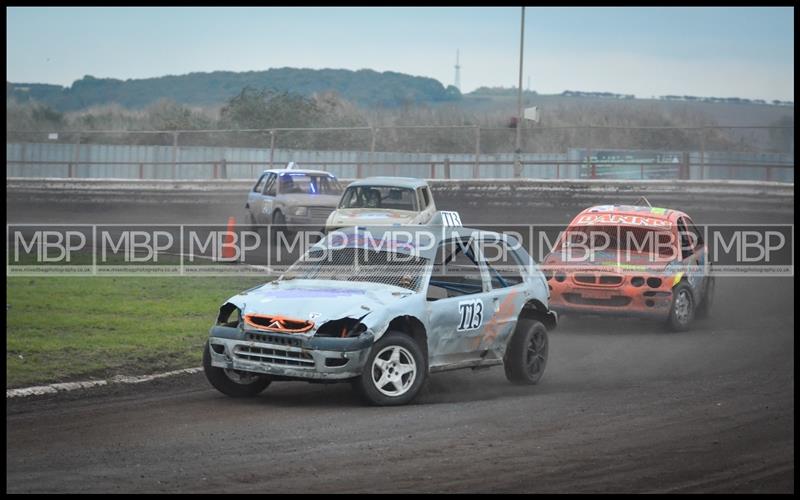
[514,6,526,178]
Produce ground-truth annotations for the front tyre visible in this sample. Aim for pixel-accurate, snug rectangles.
[247,211,265,242]
[203,341,271,397]
[353,331,427,406]
[272,210,295,240]
[667,282,695,332]
[247,210,257,231]
[504,318,549,385]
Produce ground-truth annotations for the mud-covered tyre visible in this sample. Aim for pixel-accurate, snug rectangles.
[667,282,695,332]
[272,211,294,240]
[353,331,427,406]
[504,318,549,385]
[695,276,714,320]
[247,211,265,242]
[203,341,271,397]
[247,211,259,233]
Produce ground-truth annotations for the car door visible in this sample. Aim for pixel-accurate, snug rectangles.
[477,236,529,357]
[257,173,277,224]
[248,173,268,222]
[425,236,494,368]
[680,216,707,295]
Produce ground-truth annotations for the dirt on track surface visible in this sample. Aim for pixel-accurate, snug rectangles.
[5,197,795,493]
[7,273,794,493]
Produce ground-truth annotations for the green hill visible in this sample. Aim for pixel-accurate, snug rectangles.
[6,67,462,111]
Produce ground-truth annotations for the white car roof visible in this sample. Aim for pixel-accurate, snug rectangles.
[346,177,429,189]
[261,168,336,177]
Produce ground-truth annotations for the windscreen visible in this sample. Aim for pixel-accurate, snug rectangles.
[278,173,342,195]
[281,247,430,292]
[559,225,677,259]
[338,186,417,211]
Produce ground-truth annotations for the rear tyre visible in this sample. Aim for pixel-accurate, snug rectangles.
[353,331,427,406]
[203,341,271,397]
[695,276,715,320]
[667,282,695,332]
[504,318,549,385]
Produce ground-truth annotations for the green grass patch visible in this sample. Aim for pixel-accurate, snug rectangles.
[6,275,267,388]
[9,248,201,267]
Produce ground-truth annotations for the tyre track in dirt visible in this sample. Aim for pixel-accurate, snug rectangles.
[6,192,794,493]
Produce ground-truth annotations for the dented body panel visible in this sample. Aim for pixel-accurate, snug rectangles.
[207,223,556,382]
[542,204,712,319]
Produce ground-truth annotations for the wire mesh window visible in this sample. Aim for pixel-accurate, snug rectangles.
[283,247,430,292]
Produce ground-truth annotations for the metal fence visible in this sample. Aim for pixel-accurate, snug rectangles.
[6,125,794,182]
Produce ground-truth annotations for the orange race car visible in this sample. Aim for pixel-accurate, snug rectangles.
[541,202,714,331]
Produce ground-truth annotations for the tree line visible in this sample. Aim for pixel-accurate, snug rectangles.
[6,86,794,154]
[6,68,462,112]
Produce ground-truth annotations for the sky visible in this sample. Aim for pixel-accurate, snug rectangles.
[5,6,795,101]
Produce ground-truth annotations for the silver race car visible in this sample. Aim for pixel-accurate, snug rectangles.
[204,214,556,405]
[245,162,343,234]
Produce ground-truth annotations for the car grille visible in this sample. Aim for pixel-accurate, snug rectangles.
[234,344,314,367]
[571,272,624,287]
[308,207,333,224]
[245,331,303,348]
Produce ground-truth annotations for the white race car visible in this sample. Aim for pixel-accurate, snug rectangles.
[324,177,437,232]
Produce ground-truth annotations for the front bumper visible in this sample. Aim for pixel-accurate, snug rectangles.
[285,208,334,232]
[285,216,327,233]
[208,325,373,380]
[548,282,673,319]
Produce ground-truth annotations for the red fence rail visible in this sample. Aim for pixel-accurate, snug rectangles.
[5,159,795,181]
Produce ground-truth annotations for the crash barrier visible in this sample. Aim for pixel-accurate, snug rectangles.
[5,157,794,183]
[6,177,794,216]
[6,125,794,183]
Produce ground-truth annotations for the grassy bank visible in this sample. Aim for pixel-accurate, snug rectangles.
[6,276,266,388]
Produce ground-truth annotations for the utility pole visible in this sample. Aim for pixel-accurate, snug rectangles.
[454,49,461,91]
[514,7,526,178]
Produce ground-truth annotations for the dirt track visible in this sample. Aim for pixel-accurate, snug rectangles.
[5,197,795,493]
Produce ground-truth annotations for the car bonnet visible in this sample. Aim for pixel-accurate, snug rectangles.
[331,208,419,223]
[223,279,414,333]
